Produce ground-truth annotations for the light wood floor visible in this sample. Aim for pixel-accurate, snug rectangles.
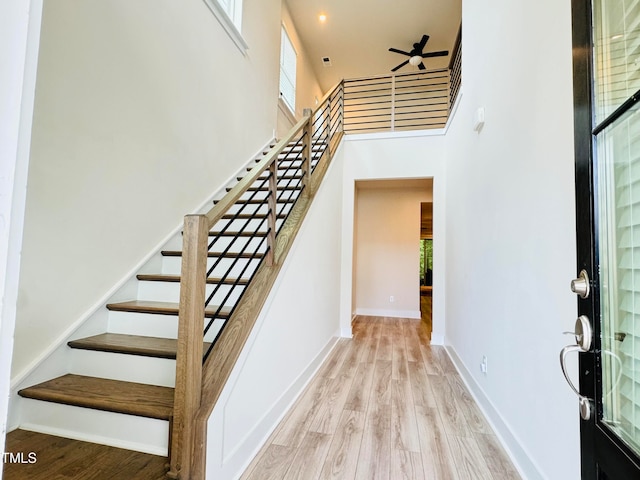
[241,316,520,480]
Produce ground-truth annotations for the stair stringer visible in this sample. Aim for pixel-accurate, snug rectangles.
[8,138,277,444]
[188,133,345,479]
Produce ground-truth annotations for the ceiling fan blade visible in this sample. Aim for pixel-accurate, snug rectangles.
[391,59,410,72]
[418,62,426,70]
[389,47,412,56]
[418,35,430,50]
[421,50,449,58]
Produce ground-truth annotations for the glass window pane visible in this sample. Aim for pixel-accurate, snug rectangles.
[598,103,640,457]
[593,0,640,123]
[279,27,296,111]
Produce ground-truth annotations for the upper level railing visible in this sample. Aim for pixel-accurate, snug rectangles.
[343,69,451,133]
[449,25,462,110]
[343,26,462,135]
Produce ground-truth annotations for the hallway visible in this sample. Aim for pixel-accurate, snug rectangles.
[241,316,520,479]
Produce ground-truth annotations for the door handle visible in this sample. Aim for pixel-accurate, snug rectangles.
[560,315,594,420]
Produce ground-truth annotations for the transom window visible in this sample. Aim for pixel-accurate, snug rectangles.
[203,0,247,52]
[213,0,242,29]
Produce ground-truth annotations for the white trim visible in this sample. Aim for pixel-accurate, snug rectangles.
[1,0,44,463]
[429,333,445,345]
[354,308,421,319]
[346,128,446,142]
[9,138,276,388]
[446,345,543,480]
[202,0,248,55]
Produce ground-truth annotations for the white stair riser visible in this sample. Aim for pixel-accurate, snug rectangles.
[69,350,176,387]
[162,255,263,276]
[225,202,295,216]
[20,399,169,455]
[108,311,179,338]
[108,311,226,343]
[203,318,226,344]
[137,280,245,305]
[207,236,268,251]
[211,217,269,231]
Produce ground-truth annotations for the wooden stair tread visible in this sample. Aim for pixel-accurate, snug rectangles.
[68,333,211,359]
[161,250,265,259]
[106,300,232,318]
[18,374,174,420]
[137,273,249,286]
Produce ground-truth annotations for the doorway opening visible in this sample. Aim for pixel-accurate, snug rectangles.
[420,202,433,339]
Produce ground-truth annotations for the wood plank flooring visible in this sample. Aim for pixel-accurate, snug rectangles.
[241,316,520,480]
[2,429,167,479]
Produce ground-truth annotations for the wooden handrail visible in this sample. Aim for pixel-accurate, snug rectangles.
[204,115,308,230]
[168,80,343,479]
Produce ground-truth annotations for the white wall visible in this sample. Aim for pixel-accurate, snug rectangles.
[13,0,284,379]
[205,145,344,479]
[277,3,323,138]
[354,185,431,318]
[338,132,447,344]
[0,0,43,470]
[443,0,579,478]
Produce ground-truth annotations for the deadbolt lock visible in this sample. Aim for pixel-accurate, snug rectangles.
[571,270,590,299]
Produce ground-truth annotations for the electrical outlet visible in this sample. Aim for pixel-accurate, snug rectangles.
[481,356,488,374]
[389,295,395,303]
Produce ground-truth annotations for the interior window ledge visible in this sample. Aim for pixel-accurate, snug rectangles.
[203,0,248,54]
[278,96,297,123]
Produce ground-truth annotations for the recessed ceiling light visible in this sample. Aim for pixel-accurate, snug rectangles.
[319,13,327,23]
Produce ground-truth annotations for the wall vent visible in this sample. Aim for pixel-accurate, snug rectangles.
[322,57,332,67]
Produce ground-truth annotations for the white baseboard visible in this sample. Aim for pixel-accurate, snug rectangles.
[223,335,339,466]
[355,308,421,319]
[430,332,445,345]
[445,345,543,480]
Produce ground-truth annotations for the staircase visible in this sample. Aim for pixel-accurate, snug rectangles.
[16,138,329,464]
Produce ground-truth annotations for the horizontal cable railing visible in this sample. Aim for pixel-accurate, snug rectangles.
[343,69,450,133]
[168,81,344,479]
[449,25,462,110]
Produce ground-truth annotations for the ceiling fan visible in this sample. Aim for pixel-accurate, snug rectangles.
[389,34,448,72]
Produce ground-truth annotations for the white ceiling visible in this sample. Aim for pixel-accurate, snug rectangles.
[284,0,462,90]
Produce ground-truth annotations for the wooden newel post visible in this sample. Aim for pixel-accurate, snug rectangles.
[302,114,313,197]
[168,214,208,480]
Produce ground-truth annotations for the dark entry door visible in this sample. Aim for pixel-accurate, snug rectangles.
[571,0,640,477]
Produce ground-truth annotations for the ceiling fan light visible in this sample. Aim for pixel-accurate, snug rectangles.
[409,55,422,66]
